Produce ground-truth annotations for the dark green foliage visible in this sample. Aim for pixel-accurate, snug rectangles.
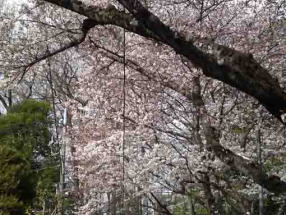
[0,144,33,214]
[2,100,52,162]
[0,99,59,214]
[34,162,60,213]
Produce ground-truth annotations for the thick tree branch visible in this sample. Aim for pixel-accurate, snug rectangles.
[191,76,286,194]
[117,0,286,122]
[43,0,286,123]
[201,174,218,214]
[43,0,159,40]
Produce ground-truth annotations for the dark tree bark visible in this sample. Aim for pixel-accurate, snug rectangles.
[44,0,286,123]
[201,174,219,214]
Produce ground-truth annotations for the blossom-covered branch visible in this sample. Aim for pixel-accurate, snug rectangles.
[43,0,286,123]
[191,76,286,194]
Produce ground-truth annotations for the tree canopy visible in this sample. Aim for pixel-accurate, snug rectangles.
[1,0,286,214]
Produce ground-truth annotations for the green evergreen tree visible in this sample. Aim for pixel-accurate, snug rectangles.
[0,100,59,214]
[0,144,32,215]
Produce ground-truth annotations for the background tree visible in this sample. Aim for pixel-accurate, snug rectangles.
[0,99,59,214]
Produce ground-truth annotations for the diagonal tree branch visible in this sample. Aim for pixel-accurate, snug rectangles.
[16,18,97,83]
[43,0,286,123]
[191,76,286,194]
[116,0,286,123]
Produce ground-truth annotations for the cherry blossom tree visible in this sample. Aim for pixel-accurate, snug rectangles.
[2,0,286,213]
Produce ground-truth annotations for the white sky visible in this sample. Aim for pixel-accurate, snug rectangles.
[1,0,25,8]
